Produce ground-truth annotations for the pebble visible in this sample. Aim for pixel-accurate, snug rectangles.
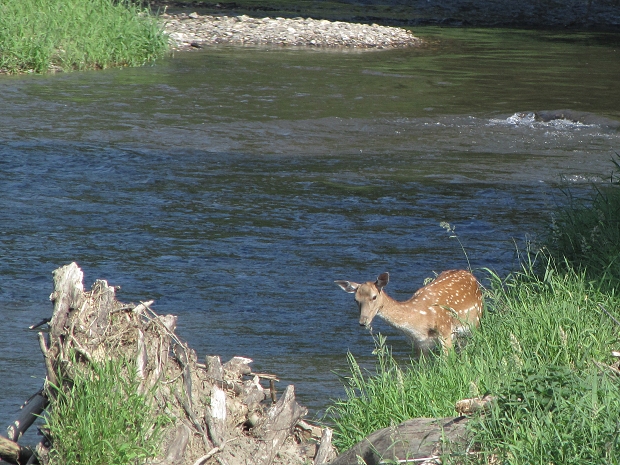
[161,13,421,49]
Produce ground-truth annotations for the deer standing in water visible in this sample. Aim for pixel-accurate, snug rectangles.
[335,270,483,353]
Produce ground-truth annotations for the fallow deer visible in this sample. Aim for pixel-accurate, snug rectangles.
[335,270,483,353]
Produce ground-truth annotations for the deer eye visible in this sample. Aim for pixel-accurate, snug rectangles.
[372,295,377,301]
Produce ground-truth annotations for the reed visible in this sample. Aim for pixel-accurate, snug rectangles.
[0,0,168,74]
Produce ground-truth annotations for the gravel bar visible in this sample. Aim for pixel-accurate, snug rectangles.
[162,13,422,49]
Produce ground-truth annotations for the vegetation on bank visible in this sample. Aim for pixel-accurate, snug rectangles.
[0,0,168,74]
[544,157,620,289]
[44,354,170,465]
[325,158,620,463]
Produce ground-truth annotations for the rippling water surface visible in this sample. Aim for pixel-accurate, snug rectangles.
[1,28,619,430]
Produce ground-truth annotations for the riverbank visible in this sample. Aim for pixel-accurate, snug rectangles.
[161,12,421,49]
[328,159,620,462]
[0,0,168,74]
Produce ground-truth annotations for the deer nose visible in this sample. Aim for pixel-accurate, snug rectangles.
[359,317,369,327]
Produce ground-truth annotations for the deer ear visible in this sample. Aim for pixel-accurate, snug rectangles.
[335,280,359,293]
[376,272,389,291]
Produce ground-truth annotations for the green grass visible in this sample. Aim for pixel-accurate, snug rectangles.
[44,354,170,465]
[543,156,620,290]
[0,0,169,74]
[325,158,620,463]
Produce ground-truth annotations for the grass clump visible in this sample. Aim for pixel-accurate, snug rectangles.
[44,354,170,465]
[0,0,169,74]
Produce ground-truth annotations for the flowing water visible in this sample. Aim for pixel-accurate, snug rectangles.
[1,27,619,431]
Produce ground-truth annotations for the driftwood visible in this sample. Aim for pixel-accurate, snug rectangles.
[9,262,328,465]
[326,417,470,465]
[0,436,34,464]
[6,390,49,442]
[162,422,192,464]
[252,385,308,465]
[314,427,336,465]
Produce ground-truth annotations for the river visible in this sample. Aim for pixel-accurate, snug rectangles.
[1,27,619,431]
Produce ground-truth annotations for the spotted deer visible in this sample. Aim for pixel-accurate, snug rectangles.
[335,270,483,353]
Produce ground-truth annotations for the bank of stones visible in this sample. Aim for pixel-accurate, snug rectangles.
[162,13,421,49]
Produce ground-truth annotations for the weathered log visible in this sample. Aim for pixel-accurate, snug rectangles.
[204,385,227,448]
[327,417,470,465]
[314,427,335,465]
[242,376,267,410]
[205,355,224,382]
[0,435,34,464]
[223,356,253,377]
[48,262,84,339]
[163,422,192,463]
[37,332,57,396]
[89,279,116,338]
[6,389,49,441]
[253,384,307,465]
[25,263,322,465]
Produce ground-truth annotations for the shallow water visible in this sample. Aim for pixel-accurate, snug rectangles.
[1,27,619,433]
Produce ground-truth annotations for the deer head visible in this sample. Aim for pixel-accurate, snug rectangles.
[335,272,390,327]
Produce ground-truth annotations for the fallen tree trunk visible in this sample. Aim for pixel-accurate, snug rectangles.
[325,416,470,465]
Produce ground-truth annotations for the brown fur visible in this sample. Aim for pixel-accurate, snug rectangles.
[336,270,483,353]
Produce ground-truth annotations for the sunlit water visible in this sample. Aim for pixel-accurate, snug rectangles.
[1,28,619,437]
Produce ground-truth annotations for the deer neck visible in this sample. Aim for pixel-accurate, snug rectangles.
[377,292,406,323]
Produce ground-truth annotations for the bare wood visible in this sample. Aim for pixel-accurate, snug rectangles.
[335,270,483,352]
[130,300,154,317]
[174,344,196,409]
[164,422,192,463]
[204,385,227,447]
[6,389,49,441]
[241,376,266,409]
[34,439,49,465]
[253,384,308,465]
[313,427,335,465]
[29,318,50,330]
[37,332,57,389]
[222,356,253,377]
[136,328,148,381]
[251,372,279,381]
[0,435,34,464]
[297,420,322,438]
[328,417,470,465]
[269,379,277,403]
[191,447,221,465]
[175,390,213,452]
[205,355,224,382]
[48,262,84,338]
